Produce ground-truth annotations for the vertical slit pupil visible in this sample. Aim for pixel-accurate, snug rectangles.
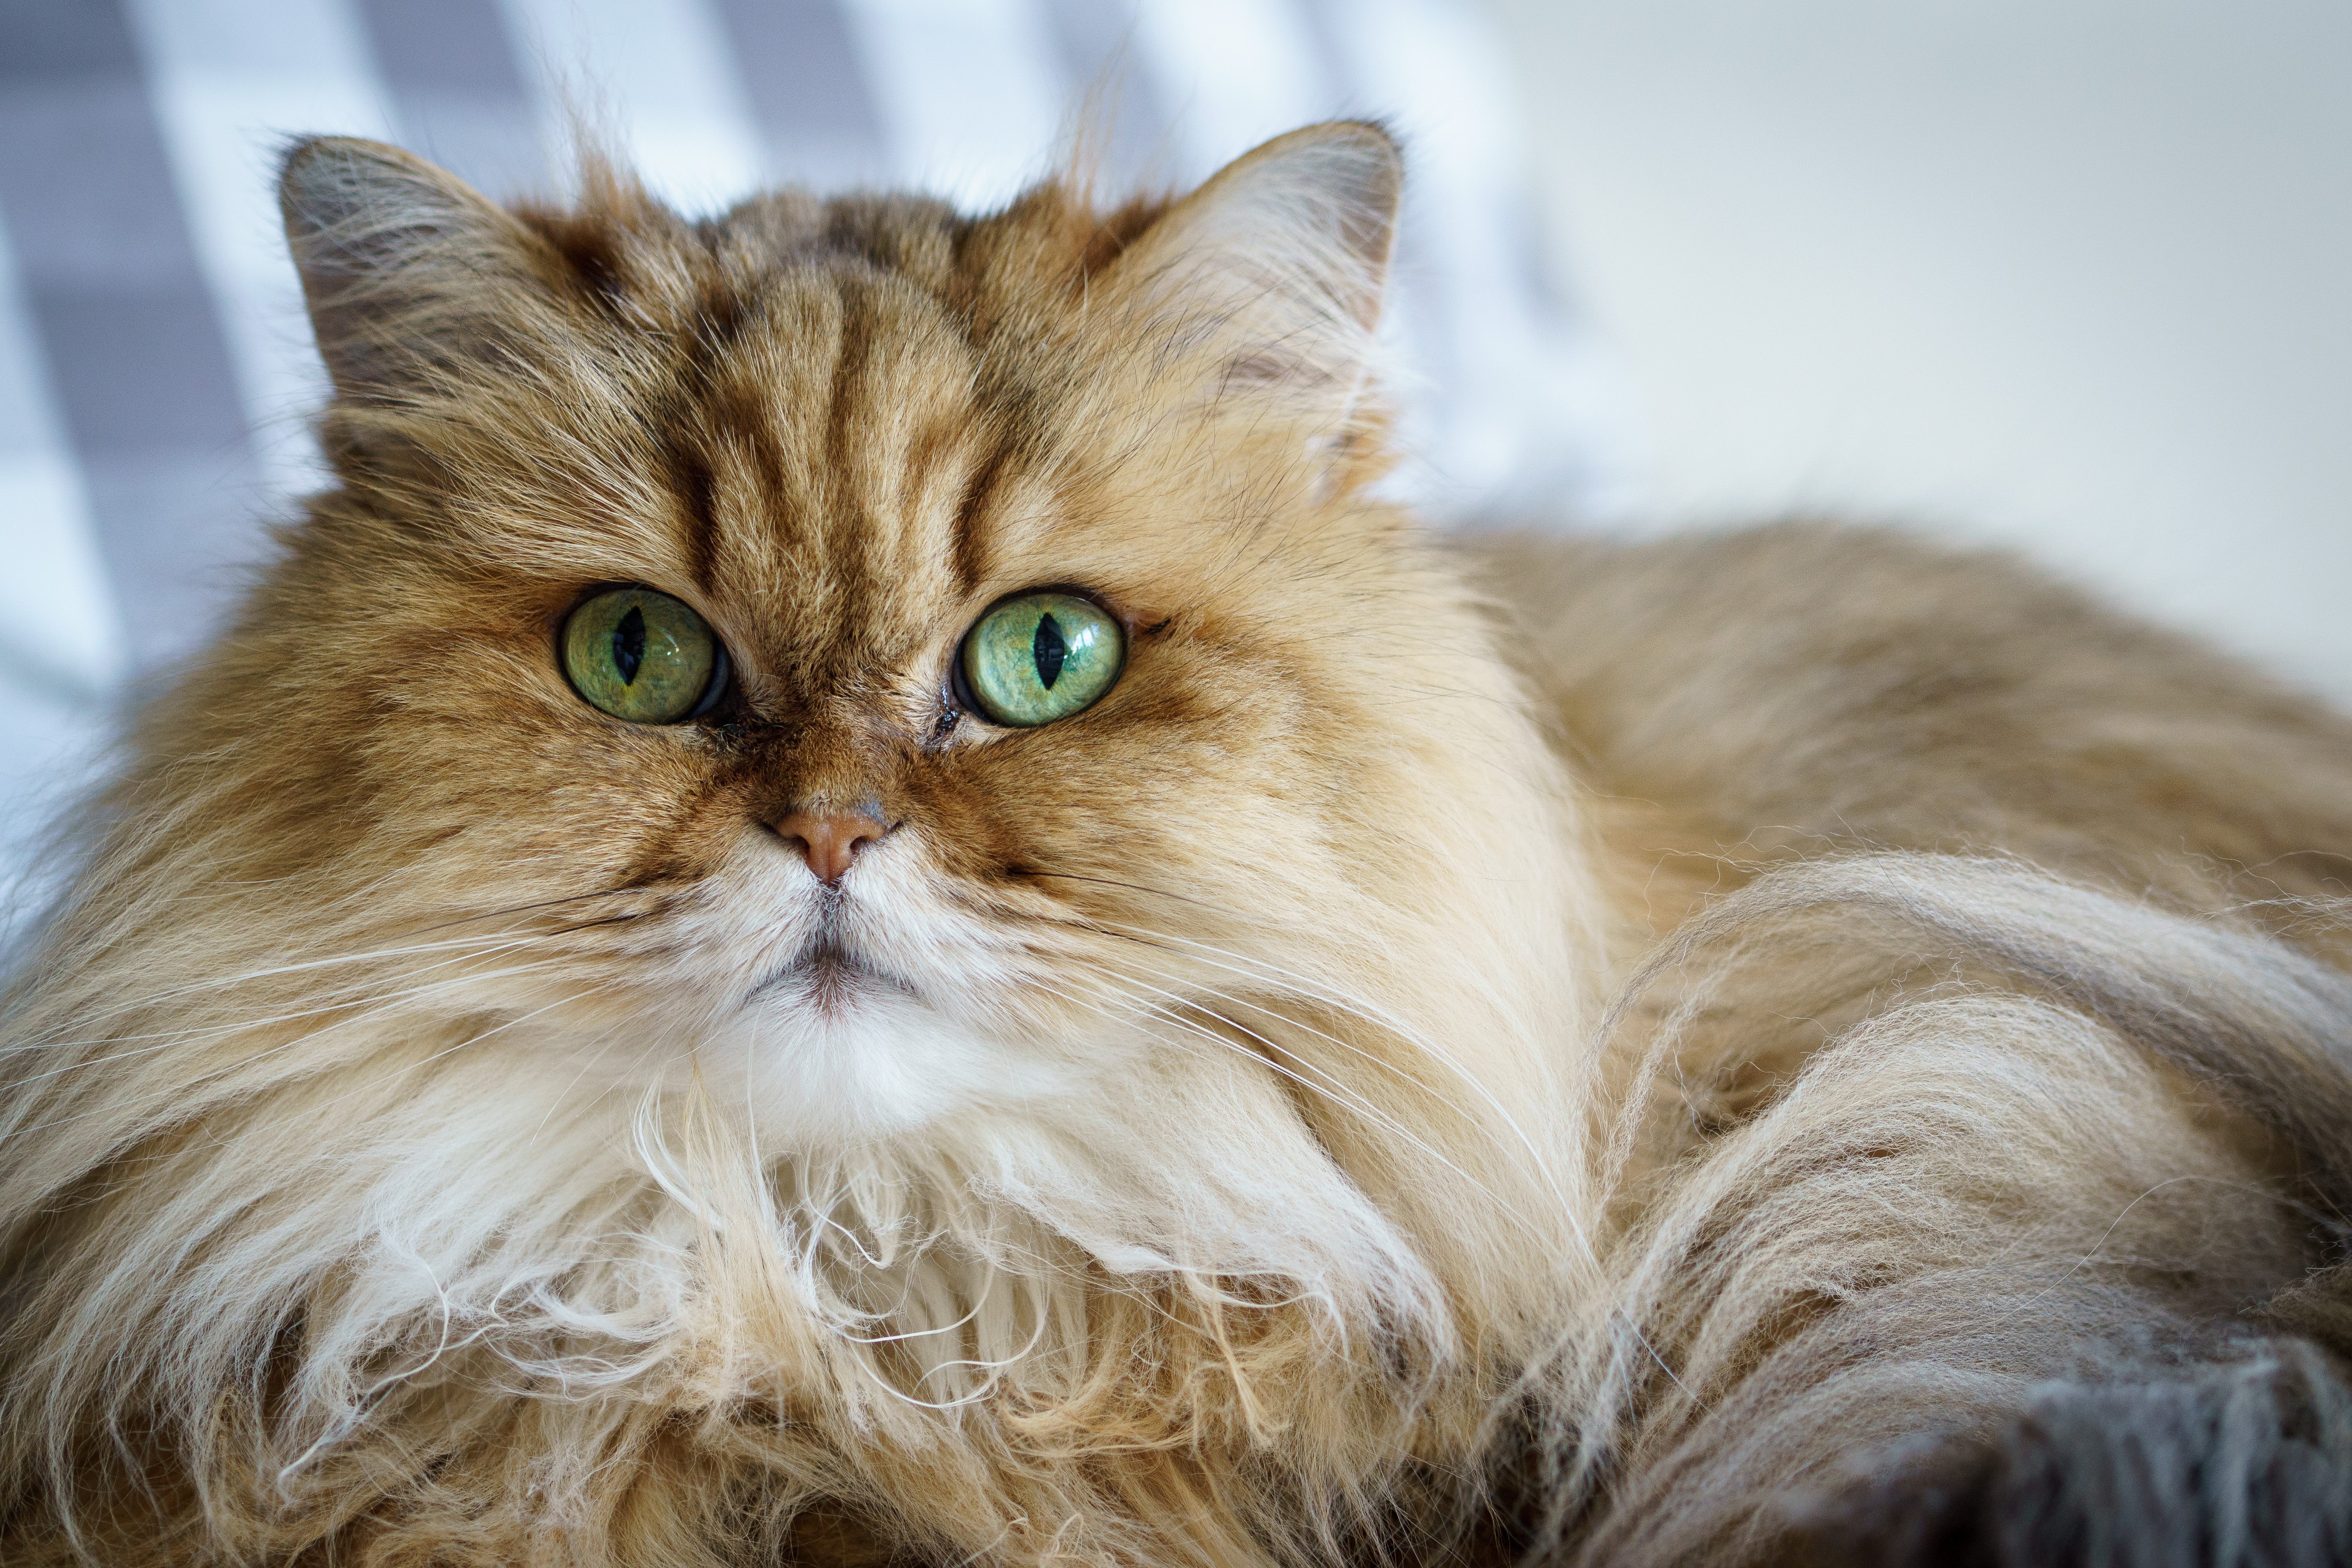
[1033,612,1067,690]
[613,605,646,685]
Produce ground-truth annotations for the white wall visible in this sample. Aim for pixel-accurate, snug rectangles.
[1485,0,2352,703]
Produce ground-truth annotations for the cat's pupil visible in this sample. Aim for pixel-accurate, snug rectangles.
[1033,613,1067,690]
[612,606,646,685]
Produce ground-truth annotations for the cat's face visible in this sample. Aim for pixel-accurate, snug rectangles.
[220,128,1559,1147]
[4,134,1591,1508]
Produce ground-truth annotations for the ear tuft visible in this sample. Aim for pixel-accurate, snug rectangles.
[1105,121,1404,416]
[279,137,541,397]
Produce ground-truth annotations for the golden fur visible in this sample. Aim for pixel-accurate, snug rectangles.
[2,124,2348,1566]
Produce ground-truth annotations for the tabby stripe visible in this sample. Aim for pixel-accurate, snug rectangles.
[669,441,723,597]
[665,292,754,596]
[821,274,878,541]
[949,442,1009,601]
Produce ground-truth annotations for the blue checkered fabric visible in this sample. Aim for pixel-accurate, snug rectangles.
[0,0,1628,885]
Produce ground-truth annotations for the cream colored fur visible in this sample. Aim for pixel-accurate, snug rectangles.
[2,124,2349,1568]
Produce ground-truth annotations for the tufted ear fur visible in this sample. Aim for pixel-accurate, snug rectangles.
[279,136,563,400]
[1102,121,1402,428]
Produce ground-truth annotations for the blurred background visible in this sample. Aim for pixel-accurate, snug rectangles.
[1,0,2345,883]
[1491,0,2352,707]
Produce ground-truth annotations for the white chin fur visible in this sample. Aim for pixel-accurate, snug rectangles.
[649,829,1129,1145]
[695,987,1100,1145]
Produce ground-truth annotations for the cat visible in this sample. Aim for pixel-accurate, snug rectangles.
[2,119,2350,1568]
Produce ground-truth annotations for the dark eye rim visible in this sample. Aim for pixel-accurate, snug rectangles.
[558,582,735,726]
[949,584,1128,729]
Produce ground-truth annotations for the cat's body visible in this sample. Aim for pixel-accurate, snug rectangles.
[1489,524,2352,1561]
[2,125,2349,1566]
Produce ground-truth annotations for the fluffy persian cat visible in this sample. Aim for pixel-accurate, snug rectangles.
[5,122,2352,1568]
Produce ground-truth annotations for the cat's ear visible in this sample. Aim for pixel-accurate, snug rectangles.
[1102,121,1402,423]
[280,136,554,399]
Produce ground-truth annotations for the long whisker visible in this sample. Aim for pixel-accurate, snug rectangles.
[0,945,610,1142]
[3,909,649,1058]
[1031,963,1526,1250]
[1011,869,1236,916]
[0,911,647,1069]
[1057,962,1562,1252]
[1083,962,1700,1412]
[528,1009,670,1149]
[408,885,662,936]
[1034,920,1698,1403]
[1072,918,1591,1247]
[4,950,577,1088]
[294,982,627,1124]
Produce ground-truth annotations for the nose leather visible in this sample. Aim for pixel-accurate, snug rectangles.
[771,807,886,884]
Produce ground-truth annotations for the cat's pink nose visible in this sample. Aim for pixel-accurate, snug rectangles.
[771,808,886,884]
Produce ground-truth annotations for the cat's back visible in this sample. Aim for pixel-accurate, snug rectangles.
[1473,520,2352,929]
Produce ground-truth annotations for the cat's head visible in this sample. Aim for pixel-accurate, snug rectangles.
[152,124,1577,1153]
[18,131,1599,1385]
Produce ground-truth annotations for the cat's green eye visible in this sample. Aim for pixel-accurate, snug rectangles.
[959,592,1124,728]
[561,587,726,725]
